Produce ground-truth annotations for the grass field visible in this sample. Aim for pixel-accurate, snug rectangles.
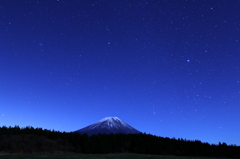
[0,153,232,159]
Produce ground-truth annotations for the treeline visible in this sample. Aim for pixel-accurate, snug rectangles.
[0,126,239,158]
[0,126,77,153]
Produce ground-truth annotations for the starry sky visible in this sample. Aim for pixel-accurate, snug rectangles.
[1,0,240,145]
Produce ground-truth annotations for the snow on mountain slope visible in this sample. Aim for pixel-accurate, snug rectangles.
[75,117,141,136]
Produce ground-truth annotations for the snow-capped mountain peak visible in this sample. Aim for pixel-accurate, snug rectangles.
[75,117,141,136]
[99,117,120,122]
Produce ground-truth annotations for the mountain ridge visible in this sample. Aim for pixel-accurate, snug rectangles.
[75,117,141,136]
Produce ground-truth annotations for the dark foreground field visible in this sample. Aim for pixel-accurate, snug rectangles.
[0,154,233,159]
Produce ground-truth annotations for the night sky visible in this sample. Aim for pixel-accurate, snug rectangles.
[1,0,240,145]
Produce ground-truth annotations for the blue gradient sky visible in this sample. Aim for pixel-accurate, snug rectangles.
[1,0,240,145]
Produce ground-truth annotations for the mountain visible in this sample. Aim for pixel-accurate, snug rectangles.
[75,117,141,136]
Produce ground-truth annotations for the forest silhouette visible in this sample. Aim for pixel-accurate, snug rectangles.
[0,126,239,158]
